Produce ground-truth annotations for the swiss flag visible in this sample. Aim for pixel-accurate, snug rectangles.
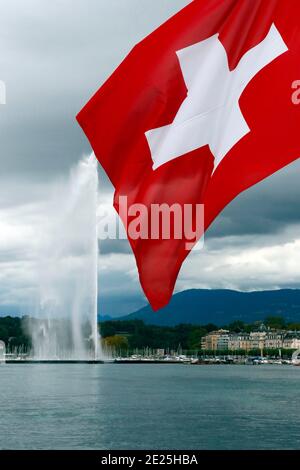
[77,0,300,311]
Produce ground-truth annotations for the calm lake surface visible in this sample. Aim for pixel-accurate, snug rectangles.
[0,364,300,450]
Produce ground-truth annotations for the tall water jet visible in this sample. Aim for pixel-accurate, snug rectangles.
[28,154,101,360]
[0,341,5,363]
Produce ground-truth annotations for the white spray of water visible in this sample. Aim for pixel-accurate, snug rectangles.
[0,340,5,363]
[28,154,101,360]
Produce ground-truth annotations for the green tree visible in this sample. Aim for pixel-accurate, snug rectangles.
[103,335,129,352]
[265,316,286,330]
[227,321,245,332]
[187,327,207,350]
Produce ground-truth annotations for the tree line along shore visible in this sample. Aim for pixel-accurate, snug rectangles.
[1,315,300,358]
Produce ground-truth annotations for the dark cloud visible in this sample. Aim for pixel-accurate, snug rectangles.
[206,159,300,239]
[0,0,190,178]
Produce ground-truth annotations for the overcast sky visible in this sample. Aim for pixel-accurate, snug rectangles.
[0,0,300,318]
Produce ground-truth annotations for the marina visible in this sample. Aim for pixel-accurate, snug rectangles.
[2,354,299,365]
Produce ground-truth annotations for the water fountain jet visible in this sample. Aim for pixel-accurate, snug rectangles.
[27,154,103,362]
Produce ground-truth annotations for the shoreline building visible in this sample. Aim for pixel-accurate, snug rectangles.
[228,333,251,352]
[201,330,230,351]
[282,334,300,350]
[201,329,300,352]
[264,332,285,349]
[249,331,267,350]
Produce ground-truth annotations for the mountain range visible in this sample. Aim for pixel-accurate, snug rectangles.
[114,289,300,326]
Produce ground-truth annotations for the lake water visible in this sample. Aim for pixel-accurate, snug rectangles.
[0,364,300,450]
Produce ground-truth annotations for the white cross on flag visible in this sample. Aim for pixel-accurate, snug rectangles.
[146,24,287,170]
[77,0,300,311]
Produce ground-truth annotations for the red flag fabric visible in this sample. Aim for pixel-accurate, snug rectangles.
[77,0,300,311]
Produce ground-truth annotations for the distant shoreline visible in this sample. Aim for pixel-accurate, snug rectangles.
[2,359,298,366]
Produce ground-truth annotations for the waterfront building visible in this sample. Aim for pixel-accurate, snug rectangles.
[264,332,284,349]
[228,333,251,351]
[282,334,300,350]
[201,328,300,352]
[201,330,229,351]
[249,331,266,350]
[217,332,230,350]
